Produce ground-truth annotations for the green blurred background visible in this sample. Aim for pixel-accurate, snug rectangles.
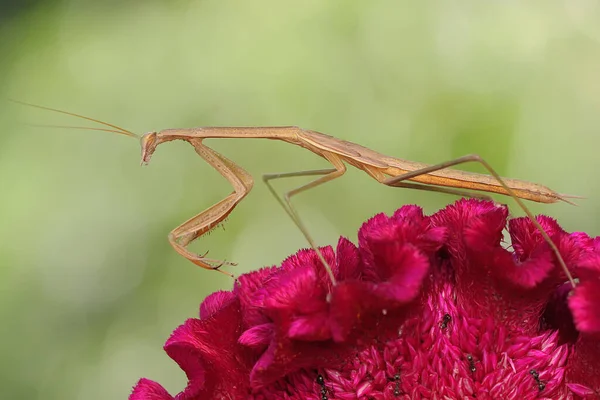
[1,1,600,399]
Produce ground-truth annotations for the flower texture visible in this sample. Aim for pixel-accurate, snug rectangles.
[130,199,600,400]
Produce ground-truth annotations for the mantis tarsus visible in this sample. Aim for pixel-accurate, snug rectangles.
[16,100,578,289]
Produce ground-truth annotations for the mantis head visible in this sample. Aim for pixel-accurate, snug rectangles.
[140,131,158,165]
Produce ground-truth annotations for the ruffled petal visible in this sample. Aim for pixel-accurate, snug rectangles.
[164,297,254,399]
[434,200,557,333]
[129,379,174,400]
[199,290,236,319]
[358,205,446,301]
[238,323,273,350]
[334,236,363,280]
[569,254,600,335]
[367,243,431,303]
[235,265,280,327]
[566,333,600,396]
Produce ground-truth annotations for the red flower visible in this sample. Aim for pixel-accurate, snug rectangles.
[130,199,600,399]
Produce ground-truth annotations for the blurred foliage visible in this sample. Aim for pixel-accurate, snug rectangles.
[1,1,600,399]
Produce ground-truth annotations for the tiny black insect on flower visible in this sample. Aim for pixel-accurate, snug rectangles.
[316,374,329,400]
[529,369,539,379]
[393,373,402,396]
[466,354,476,373]
[529,369,546,391]
[440,313,451,329]
[316,374,324,385]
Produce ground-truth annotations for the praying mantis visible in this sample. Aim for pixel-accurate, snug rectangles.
[15,100,577,288]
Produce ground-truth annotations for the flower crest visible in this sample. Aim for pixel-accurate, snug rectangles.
[130,199,600,399]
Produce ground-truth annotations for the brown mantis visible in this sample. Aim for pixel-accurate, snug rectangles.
[15,100,577,289]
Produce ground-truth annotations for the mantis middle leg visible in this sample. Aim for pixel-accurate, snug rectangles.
[262,154,346,285]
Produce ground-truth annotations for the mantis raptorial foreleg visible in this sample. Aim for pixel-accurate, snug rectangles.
[167,140,253,278]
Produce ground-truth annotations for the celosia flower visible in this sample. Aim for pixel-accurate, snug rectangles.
[129,199,600,399]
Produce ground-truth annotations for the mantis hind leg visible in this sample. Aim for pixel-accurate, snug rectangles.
[382,154,576,288]
[262,156,346,285]
[386,180,494,201]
